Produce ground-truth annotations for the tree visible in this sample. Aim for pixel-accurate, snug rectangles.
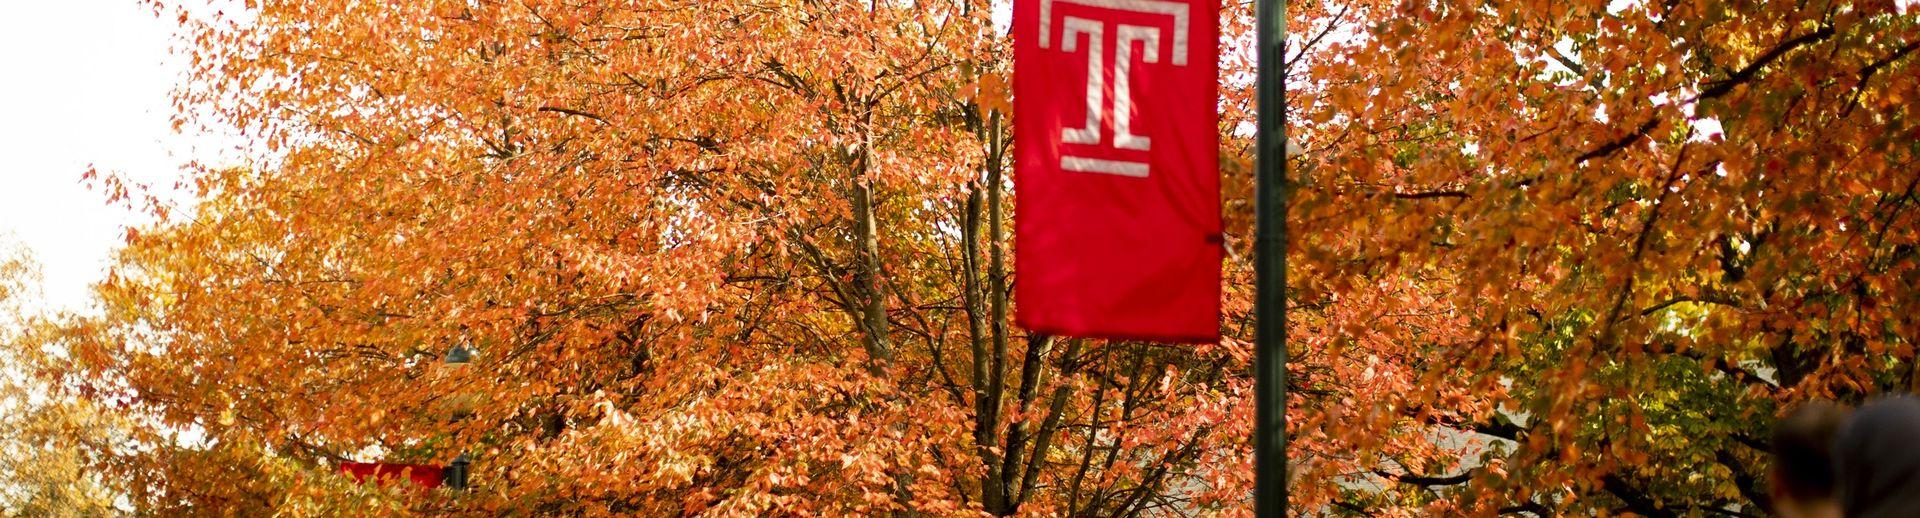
[50,0,1248,515]
[1283,0,1920,514]
[32,0,1920,515]
[0,242,123,516]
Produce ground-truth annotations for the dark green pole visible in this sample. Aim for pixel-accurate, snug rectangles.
[1254,0,1289,515]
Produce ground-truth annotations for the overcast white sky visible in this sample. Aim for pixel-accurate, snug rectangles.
[0,1,202,311]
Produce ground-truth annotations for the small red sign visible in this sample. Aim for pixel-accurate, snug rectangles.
[340,462,445,490]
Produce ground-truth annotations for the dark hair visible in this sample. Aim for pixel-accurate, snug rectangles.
[1772,401,1847,500]
[1833,395,1920,518]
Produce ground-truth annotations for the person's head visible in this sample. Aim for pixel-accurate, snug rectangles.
[1833,395,1920,518]
[1771,401,1846,518]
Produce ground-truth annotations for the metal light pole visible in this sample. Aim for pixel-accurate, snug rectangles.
[446,453,471,491]
[443,344,474,491]
[1254,0,1290,515]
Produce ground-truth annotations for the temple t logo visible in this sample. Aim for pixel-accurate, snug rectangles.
[1038,0,1194,178]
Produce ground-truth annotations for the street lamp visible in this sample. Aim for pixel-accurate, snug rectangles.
[446,453,470,491]
[441,344,476,491]
[445,344,473,365]
[438,344,478,419]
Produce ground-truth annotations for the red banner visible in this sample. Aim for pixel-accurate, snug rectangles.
[340,462,446,490]
[1014,0,1222,342]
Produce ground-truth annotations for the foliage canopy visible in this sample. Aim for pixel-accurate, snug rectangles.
[12,0,1920,515]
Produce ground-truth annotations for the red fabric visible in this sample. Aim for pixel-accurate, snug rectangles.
[1014,0,1222,343]
[340,462,445,490]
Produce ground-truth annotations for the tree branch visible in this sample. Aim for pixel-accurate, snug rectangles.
[1576,118,1659,164]
[535,106,608,124]
[1394,190,1469,200]
[1375,468,1473,486]
[1697,26,1836,100]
